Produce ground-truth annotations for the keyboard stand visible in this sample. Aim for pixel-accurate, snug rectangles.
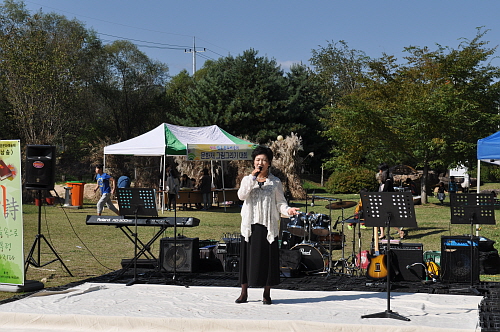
[111,224,168,281]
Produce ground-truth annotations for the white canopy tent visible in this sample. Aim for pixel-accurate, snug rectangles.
[103,123,256,211]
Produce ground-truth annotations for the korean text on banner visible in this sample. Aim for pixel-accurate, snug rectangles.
[0,140,24,285]
[187,144,255,161]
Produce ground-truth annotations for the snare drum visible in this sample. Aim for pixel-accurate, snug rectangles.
[311,214,330,236]
[291,243,328,272]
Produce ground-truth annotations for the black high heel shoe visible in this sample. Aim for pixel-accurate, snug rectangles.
[235,296,247,304]
[263,298,272,305]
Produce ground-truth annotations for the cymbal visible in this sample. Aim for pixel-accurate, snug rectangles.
[325,201,357,210]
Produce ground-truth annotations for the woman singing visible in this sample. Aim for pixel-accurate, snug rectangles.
[235,146,300,305]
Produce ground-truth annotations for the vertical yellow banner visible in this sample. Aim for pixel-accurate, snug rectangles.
[0,140,24,285]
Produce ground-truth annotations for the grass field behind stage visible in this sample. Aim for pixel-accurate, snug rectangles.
[2,184,500,302]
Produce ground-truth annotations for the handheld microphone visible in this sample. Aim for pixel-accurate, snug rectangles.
[253,166,263,180]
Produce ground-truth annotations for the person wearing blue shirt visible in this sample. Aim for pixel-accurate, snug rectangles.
[93,164,120,216]
[448,176,458,194]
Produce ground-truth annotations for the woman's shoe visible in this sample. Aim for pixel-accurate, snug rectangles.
[235,296,247,304]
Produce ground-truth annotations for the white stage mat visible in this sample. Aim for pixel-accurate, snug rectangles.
[0,282,481,332]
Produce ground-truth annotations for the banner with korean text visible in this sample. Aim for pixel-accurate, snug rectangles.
[0,140,24,285]
[186,144,255,161]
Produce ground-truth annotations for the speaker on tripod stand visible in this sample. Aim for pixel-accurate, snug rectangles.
[24,145,72,277]
[25,145,56,190]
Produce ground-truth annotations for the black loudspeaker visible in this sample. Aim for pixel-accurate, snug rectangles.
[380,242,425,281]
[160,237,199,273]
[25,145,56,190]
[441,236,479,283]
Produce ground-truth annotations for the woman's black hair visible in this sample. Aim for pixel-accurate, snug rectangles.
[251,146,273,163]
[378,162,389,172]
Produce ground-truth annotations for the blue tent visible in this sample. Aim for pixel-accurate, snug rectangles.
[477,131,500,192]
[477,131,500,164]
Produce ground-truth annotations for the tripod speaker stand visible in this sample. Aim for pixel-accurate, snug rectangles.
[24,190,73,276]
[360,192,417,321]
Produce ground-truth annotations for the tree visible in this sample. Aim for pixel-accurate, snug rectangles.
[176,49,325,146]
[94,40,169,140]
[0,0,99,144]
[322,29,500,203]
[310,40,370,103]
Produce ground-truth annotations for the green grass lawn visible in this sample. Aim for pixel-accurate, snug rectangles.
[1,186,500,302]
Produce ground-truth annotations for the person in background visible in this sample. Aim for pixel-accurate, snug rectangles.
[191,178,203,209]
[93,164,120,216]
[166,165,180,211]
[377,163,405,239]
[405,177,417,195]
[199,168,212,211]
[117,171,131,188]
[235,146,300,305]
[448,176,458,194]
[179,174,193,210]
[349,188,367,230]
[437,182,446,205]
[180,174,192,188]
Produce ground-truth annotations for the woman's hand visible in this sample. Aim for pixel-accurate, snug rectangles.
[287,207,300,216]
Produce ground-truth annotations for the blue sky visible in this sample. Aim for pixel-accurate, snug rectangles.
[22,0,500,76]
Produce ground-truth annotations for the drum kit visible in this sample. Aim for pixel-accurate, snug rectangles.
[285,196,363,276]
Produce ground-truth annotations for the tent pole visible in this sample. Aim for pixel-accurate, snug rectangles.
[221,161,227,212]
[476,159,481,236]
[477,159,481,194]
[161,156,166,214]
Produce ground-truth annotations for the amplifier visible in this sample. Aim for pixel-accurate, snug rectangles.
[217,238,241,256]
[160,237,199,273]
[441,236,479,283]
[380,242,425,281]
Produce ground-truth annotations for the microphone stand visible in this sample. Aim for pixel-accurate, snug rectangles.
[167,195,188,287]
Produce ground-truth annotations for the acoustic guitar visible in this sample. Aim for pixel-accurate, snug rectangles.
[366,228,388,280]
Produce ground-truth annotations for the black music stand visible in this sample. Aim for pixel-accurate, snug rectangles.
[450,192,495,294]
[360,192,417,321]
[117,188,157,286]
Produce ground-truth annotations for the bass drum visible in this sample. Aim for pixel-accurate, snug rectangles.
[291,244,328,273]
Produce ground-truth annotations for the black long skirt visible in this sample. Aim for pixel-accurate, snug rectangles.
[239,224,280,287]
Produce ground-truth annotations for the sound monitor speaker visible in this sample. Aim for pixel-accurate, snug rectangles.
[25,145,56,190]
[160,237,199,273]
[380,242,425,281]
[441,236,479,283]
